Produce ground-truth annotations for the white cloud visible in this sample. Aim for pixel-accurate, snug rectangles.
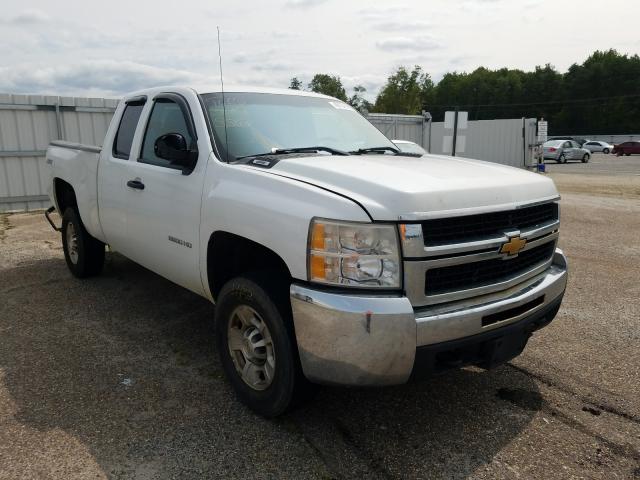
[285,0,328,7]
[232,53,250,64]
[372,20,432,31]
[375,36,441,52]
[2,9,50,25]
[357,5,409,20]
[251,62,294,72]
[0,61,209,97]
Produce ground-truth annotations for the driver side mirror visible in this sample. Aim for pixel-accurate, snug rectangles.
[154,133,198,174]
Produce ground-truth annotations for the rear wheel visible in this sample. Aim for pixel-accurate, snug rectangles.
[61,207,105,278]
[558,154,567,164]
[215,273,312,417]
[582,154,590,163]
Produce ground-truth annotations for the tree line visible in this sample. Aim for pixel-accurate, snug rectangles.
[289,50,640,134]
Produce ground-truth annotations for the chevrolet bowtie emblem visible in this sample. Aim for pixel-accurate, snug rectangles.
[500,235,527,256]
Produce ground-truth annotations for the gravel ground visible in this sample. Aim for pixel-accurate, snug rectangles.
[1,160,639,479]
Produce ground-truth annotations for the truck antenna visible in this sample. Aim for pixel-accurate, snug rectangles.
[217,26,230,164]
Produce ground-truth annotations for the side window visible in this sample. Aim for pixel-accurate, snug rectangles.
[113,101,145,159]
[563,141,571,148]
[140,99,194,168]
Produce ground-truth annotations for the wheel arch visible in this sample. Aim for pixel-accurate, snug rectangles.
[206,231,292,302]
[53,177,78,214]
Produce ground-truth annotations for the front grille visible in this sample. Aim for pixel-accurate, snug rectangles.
[422,203,558,246]
[425,242,556,296]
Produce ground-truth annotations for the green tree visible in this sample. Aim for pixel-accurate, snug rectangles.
[289,77,303,90]
[373,66,433,114]
[557,49,640,133]
[372,51,640,133]
[347,85,373,114]
[307,74,348,101]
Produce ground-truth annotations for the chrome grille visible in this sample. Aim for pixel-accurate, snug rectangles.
[425,242,556,295]
[402,200,560,306]
[421,202,558,246]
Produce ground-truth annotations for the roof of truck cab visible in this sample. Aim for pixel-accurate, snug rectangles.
[194,85,333,98]
[122,85,336,100]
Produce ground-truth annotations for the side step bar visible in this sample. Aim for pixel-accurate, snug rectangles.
[44,206,61,232]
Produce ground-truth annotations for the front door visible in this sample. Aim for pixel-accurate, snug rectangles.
[123,93,207,295]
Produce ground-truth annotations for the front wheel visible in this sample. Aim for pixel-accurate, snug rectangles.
[215,274,310,417]
[61,207,105,278]
[603,148,610,154]
[582,154,590,163]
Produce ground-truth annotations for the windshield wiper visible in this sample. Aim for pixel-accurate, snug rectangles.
[237,146,349,160]
[350,146,400,155]
[272,146,349,156]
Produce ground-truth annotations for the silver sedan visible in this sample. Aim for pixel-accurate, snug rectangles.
[543,140,591,163]
[583,140,614,154]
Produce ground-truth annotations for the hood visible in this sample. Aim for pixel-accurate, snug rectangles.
[268,153,559,220]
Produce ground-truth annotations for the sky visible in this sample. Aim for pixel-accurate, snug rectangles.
[1,0,639,101]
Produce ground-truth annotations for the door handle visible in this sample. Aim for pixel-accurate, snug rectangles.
[127,179,145,190]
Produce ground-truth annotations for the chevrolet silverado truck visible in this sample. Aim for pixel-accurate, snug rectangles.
[45,86,567,417]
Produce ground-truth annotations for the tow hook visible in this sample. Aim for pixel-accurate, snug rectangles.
[44,206,61,232]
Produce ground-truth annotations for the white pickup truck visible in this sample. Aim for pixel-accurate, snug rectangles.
[45,86,567,416]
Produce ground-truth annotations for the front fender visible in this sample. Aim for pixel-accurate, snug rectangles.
[198,159,371,300]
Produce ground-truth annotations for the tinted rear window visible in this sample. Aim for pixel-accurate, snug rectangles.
[113,103,145,159]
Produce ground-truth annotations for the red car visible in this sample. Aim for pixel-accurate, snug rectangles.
[612,141,640,156]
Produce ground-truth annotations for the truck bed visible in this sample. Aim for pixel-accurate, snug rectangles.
[46,140,104,243]
[49,140,102,154]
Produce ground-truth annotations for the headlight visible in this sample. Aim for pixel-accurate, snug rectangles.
[307,219,401,288]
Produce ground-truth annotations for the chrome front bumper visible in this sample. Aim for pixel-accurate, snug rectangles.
[290,249,568,386]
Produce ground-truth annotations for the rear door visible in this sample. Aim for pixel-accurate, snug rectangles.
[122,92,209,294]
[98,96,147,252]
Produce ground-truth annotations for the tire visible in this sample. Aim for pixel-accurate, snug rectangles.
[61,207,105,278]
[625,153,631,156]
[603,148,609,154]
[215,273,312,417]
[582,154,590,163]
[558,154,567,164]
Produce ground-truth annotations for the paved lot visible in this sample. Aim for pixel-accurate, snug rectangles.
[1,163,639,479]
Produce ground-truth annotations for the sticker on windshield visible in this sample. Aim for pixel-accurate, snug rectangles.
[328,101,353,111]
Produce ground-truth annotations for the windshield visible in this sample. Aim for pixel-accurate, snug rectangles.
[200,92,398,161]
